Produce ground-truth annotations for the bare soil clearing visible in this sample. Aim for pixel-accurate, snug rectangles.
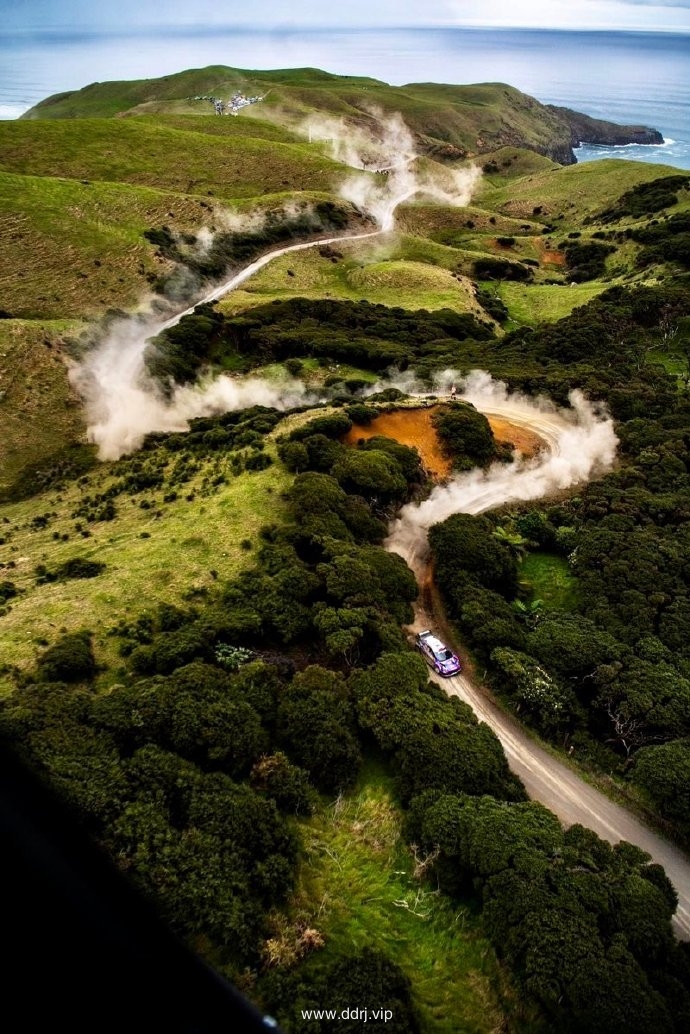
[345,405,543,480]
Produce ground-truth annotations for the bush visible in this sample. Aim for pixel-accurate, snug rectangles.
[429,513,519,598]
[37,631,96,683]
[562,240,614,282]
[632,739,690,833]
[250,752,316,815]
[345,403,379,425]
[277,666,362,793]
[58,557,106,579]
[0,580,18,603]
[36,557,106,585]
[474,257,532,281]
[475,288,509,323]
[432,403,502,470]
[244,451,272,471]
[214,643,255,671]
[289,413,352,442]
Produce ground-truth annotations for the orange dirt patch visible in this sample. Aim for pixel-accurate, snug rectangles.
[487,416,543,458]
[535,239,566,266]
[345,406,543,480]
[345,406,452,479]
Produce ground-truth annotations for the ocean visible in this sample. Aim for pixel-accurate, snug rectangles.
[1,26,689,169]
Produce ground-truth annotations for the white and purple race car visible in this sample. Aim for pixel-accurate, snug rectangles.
[415,630,462,677]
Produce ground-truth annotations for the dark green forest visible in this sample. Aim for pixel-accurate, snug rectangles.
[4,369,690,1031]
[3,162,690,1032]
[427,274,690,848]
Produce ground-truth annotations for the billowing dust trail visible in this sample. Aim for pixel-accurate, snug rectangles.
[71,112,480,461]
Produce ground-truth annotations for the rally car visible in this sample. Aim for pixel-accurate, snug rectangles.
[414,629,462,677]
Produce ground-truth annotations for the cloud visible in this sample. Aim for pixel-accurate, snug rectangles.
[444,0,690,30]
[4,0,689,32]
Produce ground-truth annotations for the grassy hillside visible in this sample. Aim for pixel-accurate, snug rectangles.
[495,281,606,324]
[0,436,289,686]
[22,66,386,119]
[288,765,539,1034]
[216,234,485,315]
[479,157,684,225]
[0,170,208,319]
[21,66,592,164]
[0,168,357,322]
[0,320,85,490]
[0,117,342,198]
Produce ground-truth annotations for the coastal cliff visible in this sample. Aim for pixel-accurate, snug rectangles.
[547,104,664,152]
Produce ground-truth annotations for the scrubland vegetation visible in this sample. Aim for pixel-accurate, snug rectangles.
[2,66,690,1033]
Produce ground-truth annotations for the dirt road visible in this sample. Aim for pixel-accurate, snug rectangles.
[409,604,690,940]
[390,397,690,940]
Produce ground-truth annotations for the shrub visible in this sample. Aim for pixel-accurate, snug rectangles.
[288,413,352,442]
[474,257,532,281]
[432,403,502,470]
[244,451,272,471]
[345,403,379,425]
[476,288,509,323]
[250,752,316,815]
[36,556,106,584]
[0,580,17,603]
[58,557,106,579]
[562,240,614,282]
[37,631,96,683]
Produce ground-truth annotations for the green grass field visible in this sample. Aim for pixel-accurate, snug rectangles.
[218,236,484,314]
[472,146,561,182]
[0,118,343,200]
[397,201,543,239]
[0,171,194,318]
[0,443,289,685]
[496,282,606,325]
[291,764,540,1034]
[519,552,580,611]
[647,348,689,381]
[479,158,684,226]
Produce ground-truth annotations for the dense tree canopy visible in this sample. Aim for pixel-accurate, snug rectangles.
[432,402,506,470]
[407,791,688,1032]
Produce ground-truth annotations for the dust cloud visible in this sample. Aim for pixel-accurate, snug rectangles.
[70,314,318,460]
[70,109,481,460]
[303,109,480,229]
[385,372,618,572]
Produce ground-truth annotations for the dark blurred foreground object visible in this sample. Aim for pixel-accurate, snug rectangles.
[0,746,281,1033]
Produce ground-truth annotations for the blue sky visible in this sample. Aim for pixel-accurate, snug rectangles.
[2,0,689,32]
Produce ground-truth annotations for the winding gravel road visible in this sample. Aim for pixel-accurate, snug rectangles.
[409,605,690,940]
[392,401,690,940]
[97,188,690,938]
